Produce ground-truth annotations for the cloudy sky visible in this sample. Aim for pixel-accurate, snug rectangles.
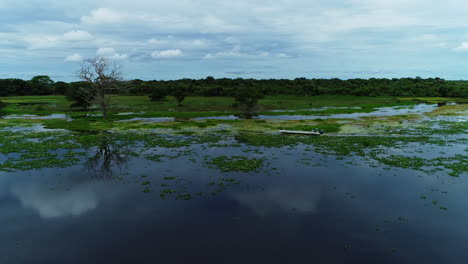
[2,0,468,81]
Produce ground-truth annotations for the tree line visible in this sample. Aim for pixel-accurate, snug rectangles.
[1,76,467,98]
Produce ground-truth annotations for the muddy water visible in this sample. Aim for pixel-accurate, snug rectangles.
[0,133,467,264]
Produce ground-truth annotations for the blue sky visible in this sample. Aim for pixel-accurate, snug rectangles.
[2,0,468,81]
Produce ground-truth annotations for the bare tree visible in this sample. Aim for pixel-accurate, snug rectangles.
[78,57,123,119]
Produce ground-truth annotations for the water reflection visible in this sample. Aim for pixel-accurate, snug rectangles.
[2,114,69,120]
[6,167,129,219]
[233,181,322,215]
[87,133,130,178]
[1,124,66,132]
[0,134,467,263]
[117,117,174,123]
[11,177,100,218]
[194,104,439,121]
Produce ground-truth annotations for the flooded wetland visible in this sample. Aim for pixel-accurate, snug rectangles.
[0,96,467,263]
[3,0,468,261]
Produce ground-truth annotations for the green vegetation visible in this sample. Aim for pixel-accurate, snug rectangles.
[0,93,465,178]
[205,156,264,172]
[77,57,124,119]
[176,193,192,200]
[149,83,169,101]
[172,84,190,106]
[0,94,451,115]
[2,76,468,98]
[234,85,263,118]
[283,123,343,133]
[0,100,5,111]
[160,188,176,199]
[0,131,84,172]
[65,82,95,110]
[3,93,463,138]
[234,133,467,176]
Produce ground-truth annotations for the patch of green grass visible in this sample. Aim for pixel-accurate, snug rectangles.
[160,188,176,199]
[234,133,467,176]
[282,123,343,133]
[176,193,192,200]
[205,155,264,172]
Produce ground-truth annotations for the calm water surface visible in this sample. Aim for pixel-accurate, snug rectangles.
[0,134,467,263]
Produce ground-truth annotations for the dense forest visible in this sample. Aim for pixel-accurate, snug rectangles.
[0,76,467,98]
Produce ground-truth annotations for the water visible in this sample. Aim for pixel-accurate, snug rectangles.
[194,115,240,120]
[3,114,69,120]
[196,104,439,121]
[0,132,467,263]
[1,124,67,132]
[117,117,175,123]
[116,112,146,116]
[0,105,466,263]
[268,106,363,112]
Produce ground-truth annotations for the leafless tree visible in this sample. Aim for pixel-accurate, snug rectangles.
[78,57,123,119]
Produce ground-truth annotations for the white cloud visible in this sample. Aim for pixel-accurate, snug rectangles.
[454,42,468,51]
[96,47,117,56]
[151,49,183,58]
[201,16,240,33]
[5,0,468,79]
[408,34,440,42]
[203,45,275,60]
[148,38,170,46]
[203,53,215,60]
[190,39,209,47]
[147,36,210,51]
[23,30,94,49]
[81,8,126,24]
[96,47,128,60]
[276,53,290,58]
[64,53,83,62]
[62,30,93,41]
[24,35,60,49]
[225,36,240,44]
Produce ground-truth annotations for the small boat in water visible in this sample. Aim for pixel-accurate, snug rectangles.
[279,129,323,135]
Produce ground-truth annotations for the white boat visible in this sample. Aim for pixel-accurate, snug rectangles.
[279,130,323,135]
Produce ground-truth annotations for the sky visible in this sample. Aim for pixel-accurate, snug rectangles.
[2,0,468,81]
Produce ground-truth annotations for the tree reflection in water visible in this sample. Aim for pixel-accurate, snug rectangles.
[86,132,130,179]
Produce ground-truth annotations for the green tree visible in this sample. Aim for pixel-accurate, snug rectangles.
[29,75,54,95]
[149,83,169,101]
[234,85,264,118]
[53,81,69,95]
[171,84,190,106]
[65,82,95,110]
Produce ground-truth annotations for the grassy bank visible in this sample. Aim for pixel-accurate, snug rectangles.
[0,95,418,115]
[0,95,466,135]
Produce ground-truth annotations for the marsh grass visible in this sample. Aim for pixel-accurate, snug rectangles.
[205,156,264,172]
